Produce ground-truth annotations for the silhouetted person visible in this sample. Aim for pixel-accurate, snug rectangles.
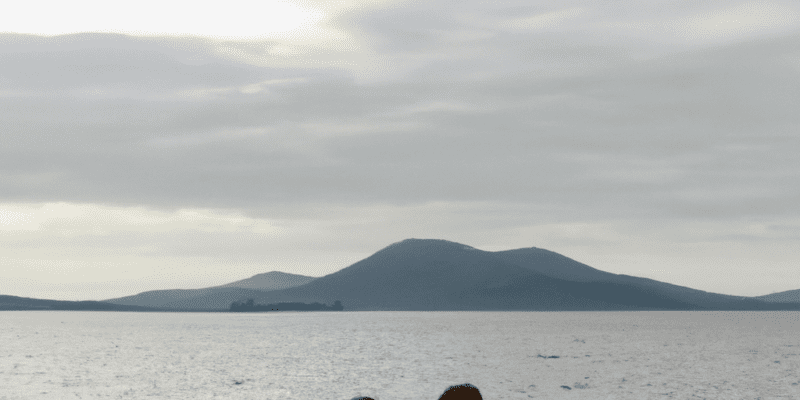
[438,383,482,400]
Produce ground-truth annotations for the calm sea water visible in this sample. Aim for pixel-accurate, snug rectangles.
[1,311,798,399]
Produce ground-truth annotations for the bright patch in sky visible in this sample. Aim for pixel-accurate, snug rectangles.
[0,203,277,234]
[1,0,325,39]
[503,7,588,31]
[679,2,799,40]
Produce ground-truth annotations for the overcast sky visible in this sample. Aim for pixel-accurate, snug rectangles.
[2,0,799,300]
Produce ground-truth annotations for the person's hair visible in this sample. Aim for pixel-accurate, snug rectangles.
[438,383,483,400]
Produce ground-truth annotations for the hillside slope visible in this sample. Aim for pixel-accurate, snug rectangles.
[215,271,316,290]
[493,247,776,309]
[755,288,800,303]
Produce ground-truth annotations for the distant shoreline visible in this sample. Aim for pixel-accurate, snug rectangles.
[3,307,800,312]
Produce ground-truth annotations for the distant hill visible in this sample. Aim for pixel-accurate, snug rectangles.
[215,271,316,290]
[755,288,800,303]
[104,271,316,309]
[214,239,799,311]
[197,238,791,311]
[492,247,612,282]
[0,295,159,311]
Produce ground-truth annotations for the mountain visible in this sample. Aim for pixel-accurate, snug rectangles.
[105,271,316,309]
[191,238,791,311]
[214,239,799,311]
[0,295,159,311]
[755,288,800,303]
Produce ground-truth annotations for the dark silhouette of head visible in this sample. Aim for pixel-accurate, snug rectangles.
[350,397,375,400]
[438,383,483,400]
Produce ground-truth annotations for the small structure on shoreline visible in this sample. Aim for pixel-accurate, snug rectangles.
[229,299,343,312]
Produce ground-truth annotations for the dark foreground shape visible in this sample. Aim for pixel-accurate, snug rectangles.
[350,397,375,400]
[439,383,483,400]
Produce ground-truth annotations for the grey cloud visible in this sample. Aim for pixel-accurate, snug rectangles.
[0,47,252,91]
[0,32,347,94]
[1,6,799,222]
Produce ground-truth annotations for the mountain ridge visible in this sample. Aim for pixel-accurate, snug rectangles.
[8,239,798,311]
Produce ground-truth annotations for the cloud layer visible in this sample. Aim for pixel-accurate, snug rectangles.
[2,0,799,299]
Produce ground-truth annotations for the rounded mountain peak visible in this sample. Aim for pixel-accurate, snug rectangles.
[251,271,297,278]
[380,238,478,253]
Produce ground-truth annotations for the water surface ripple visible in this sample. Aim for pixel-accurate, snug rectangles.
[1,311,798,399]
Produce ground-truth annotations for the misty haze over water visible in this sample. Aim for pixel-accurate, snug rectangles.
[2,311,798,399]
